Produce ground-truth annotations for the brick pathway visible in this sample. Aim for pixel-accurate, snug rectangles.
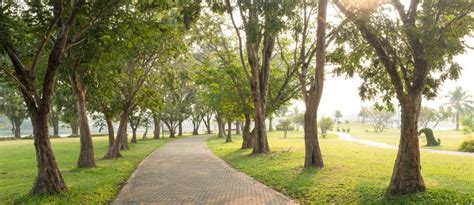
[113,135,297,205]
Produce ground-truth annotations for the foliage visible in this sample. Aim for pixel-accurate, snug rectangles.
[458,136,474,153]
[334,110,343,123]
[462,114,474,134]
[419,106,452,129]
[0,83,28,134]
[319,117,334,137]
[418,128,440,146]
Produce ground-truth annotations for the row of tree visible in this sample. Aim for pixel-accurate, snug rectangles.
[1,0,473,198]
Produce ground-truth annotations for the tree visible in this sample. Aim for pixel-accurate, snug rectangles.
[0,0,87,195]
[368,108,395,133]
[192,11,254,148]
[319,117,334,138]
[419,106,452,129]
[0,83,28,138]
[333,0,473,195]
[446,87,473,130]
[334,110,343,123]
[462,114,474,134]
[224,0,298,154]
[291,112,304,131]
[278,118,292,139]
[358,106,370,123]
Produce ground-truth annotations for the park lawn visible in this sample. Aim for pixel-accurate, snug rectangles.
[207,130,474,204]
[0,135,173,204]
[337,122,470,151]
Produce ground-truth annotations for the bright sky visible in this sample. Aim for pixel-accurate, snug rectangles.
[300,41,474,117]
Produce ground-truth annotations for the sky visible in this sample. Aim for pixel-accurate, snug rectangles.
[296,41,474,118]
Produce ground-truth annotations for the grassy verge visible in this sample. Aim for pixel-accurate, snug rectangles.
[207,131,474,204]
[0,136,173,204]
[336,122,470,151]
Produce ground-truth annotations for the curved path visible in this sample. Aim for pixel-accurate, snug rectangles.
[334,132,474,157]
[113,135,297,205]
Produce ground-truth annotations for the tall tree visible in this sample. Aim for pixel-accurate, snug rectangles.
[333,0,474,195]
[446,87,473,130]
[0,0,86,195]
[224,0,298,154]
[0,82,28,138]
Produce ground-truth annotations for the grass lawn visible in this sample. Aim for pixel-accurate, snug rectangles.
[337,122,470,151]
[207,131,474,204]
[0,135,173,204]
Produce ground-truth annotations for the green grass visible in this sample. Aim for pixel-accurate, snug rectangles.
[0,136,173,204]
[337,122,470,151]
[207,131,474,204]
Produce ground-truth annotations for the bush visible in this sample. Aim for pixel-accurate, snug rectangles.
[342,128,346,132]
[347,128,350,133]
[336,127,340,132]
[458,137,474,152]
[50,135,61,138]
[68,134,80,138]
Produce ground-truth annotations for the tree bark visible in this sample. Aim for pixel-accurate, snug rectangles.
[178,120,183,136]
[217,115,225,138]
[302,0,327,169]
[120,124,129,150]
[69,118,79,135]
[252,100,269,154]
[29,111,68,195]
[241,113,253,149]
[14,118,22,138]
[235,121,241,134]
[388,96,425,195]
[153,115,160,139]
[69,72,96,168]
[455,111,460,131]
[269,117,273,131]
[105,115,114,147]
[226,120,232,142]
[142,126,148,140]
[131,127,137,143]
[104,107,131,159]
[304,105,324,168]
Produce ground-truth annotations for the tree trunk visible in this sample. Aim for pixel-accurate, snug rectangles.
[104,108,131,159]
[235,121,241,134]
[73,88,96,168]
[388,96,425,195]
[302,0,327,169]
[153,115,160,139]
[178,120,183,136]
[205,115,212,134]
[241,114,253,149]
[131,128,137,144]
[269,117,273,131]
[284,128,288,139]
[226,120,232,142]
[120,124,129,150]
[69,118,79,135]
[455,111,460,131]
[217,116,225,138]
[14,118,22,138]
[105,115,114,147]
[304,105,324,168]
[142,126,148,140]
[29,111,68,195]
[52,116,59,136]
[169,127,175,138]
[252,100,269,154]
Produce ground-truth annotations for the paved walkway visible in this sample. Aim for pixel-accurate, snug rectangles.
[334,132,474,157]
[114,135,297,205]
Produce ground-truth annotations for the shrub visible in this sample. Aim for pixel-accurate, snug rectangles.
[336,127,340,132]
[342,128,346,132]
[68,134,80,138]
[347,128,350,133]
[458,137,474,152]
[50,135,61,138]
[319,117,334,137]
